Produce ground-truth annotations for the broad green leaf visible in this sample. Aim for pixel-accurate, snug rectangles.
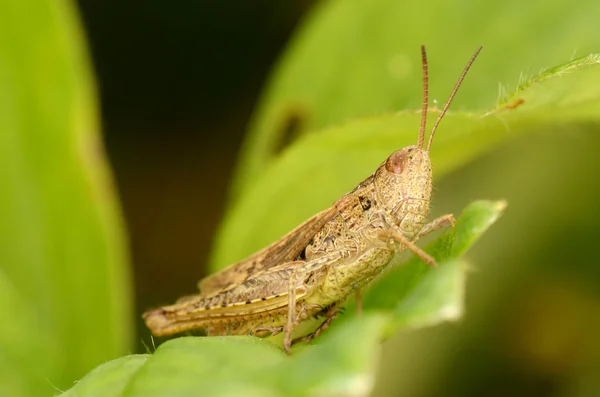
[232,0,600,197]
[60,355,149,397]
[0,1,132,395]
[64,315,386,397]
[210,56,600,271]
[61,200,504,397]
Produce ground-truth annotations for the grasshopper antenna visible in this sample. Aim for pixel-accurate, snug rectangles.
[417,45,429,149]
[426,46,483,152]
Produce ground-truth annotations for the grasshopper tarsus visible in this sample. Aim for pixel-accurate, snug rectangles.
[143,47,483,354]
[248,326,284,338]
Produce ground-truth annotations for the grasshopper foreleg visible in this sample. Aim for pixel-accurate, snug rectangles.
[377,228,437,267]
[373,212,455,267]
[417,214,455,239]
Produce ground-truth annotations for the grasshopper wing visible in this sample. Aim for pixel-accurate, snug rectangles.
[145,251,342,337]
[146,262,307,336]
[199,207,338,295]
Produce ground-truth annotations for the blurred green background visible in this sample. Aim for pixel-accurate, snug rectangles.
[1,0,600,396]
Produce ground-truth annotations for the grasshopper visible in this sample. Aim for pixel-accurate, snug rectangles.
[144,46,482,354]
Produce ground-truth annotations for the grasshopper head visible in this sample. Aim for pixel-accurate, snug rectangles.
[374,145,432,238]
[373,45,481,238]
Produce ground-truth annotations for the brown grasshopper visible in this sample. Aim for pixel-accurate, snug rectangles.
[144,46,482,354]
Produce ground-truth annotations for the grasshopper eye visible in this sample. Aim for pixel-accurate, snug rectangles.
[385,150,407,174]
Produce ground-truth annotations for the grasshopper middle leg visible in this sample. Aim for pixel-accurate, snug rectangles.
[291,303,341,346]
[283,268,300,355]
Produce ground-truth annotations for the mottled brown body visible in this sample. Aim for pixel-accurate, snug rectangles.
[144,46,482,354]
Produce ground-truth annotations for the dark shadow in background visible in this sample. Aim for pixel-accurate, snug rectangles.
[76,0,316,347]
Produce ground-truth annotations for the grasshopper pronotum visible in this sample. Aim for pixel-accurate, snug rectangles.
[144,46,482,354]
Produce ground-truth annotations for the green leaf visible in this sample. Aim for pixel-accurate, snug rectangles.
[60,356,149,397]
[63,315,387,397]
[231,0,600,197]
[0,1,132,395]
[60,200,504,397]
